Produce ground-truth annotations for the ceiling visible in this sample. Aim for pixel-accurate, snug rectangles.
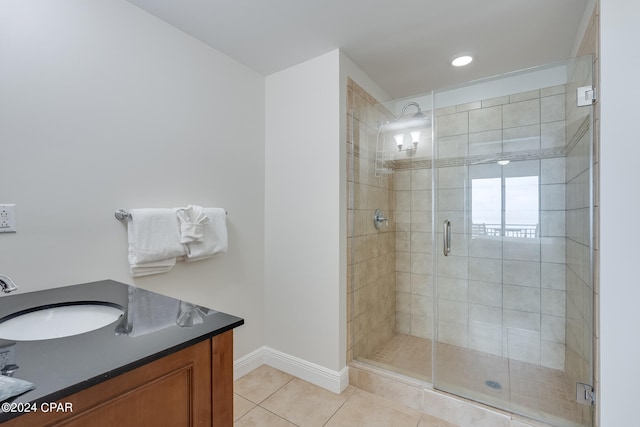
[126,0,590,99]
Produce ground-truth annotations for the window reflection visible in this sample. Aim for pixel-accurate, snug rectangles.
[505,176,539,238]
[471,178,501,237]
[471,174,539,238]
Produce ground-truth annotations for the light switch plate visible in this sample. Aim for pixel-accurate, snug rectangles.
[0,204,16,233]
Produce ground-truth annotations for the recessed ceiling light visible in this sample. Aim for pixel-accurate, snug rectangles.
[452,55,473,67]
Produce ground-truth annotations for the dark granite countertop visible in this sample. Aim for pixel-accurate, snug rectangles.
[0,280,244,423]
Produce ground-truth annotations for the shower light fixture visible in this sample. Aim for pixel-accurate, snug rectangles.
[375,102,431,176]
[452,55,473,67]
[379,102,430,154]
[394,133,405,150]
[497,159,510,166]
[410,131,421,145]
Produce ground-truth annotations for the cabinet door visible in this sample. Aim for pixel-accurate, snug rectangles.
[58,360,204,427]
[4,339,212,427]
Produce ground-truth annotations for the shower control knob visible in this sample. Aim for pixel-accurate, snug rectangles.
[374,209,389,229]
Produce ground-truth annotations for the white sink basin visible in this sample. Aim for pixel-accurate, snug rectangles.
[0,302,124,341]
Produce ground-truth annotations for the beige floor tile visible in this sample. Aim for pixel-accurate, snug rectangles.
[325,389,422,427]
[234,406,297,427]
[234,365,294,404]
[262,379,355,426]
[234,393,257,422]
[418,413,460,427]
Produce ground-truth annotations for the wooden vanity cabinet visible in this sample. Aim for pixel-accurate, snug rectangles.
[2,330,234,427]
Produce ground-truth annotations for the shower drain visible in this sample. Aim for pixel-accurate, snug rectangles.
[485,380,502,390]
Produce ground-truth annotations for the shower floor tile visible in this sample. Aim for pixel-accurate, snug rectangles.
[363,333,583,425]
[366,333,433,381]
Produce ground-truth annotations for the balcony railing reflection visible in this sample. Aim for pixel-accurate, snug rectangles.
[472,223,538,238]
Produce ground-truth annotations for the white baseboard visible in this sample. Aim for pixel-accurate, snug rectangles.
[233,346,267,381]
[234,346,349,394]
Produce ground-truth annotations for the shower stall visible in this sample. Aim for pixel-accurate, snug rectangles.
[347,55,594,427]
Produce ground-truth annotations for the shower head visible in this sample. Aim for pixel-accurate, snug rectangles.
[400,102,430,129]
[410,109,429,124]
[380,102,431,132]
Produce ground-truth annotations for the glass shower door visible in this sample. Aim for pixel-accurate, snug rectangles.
[431,56,594,427]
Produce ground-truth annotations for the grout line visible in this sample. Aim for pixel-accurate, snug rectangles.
[321,387,358,426]
[256,376,295,405]
[236,404,299,427]
[259,405,300,427]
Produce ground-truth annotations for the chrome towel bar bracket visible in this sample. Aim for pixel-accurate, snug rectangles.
[114,209,132,221]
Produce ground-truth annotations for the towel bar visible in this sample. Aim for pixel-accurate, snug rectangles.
[115,209,227,221]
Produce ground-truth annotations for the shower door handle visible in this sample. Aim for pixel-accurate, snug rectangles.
[443,220,451,256]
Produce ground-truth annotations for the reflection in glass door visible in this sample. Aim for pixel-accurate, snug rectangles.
[432,56,594,427]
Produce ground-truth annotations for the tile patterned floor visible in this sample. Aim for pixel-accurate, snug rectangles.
[234,365,458,426]
[364,333,583,425]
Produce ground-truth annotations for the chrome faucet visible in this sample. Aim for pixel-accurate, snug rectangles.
[0,274,17,293]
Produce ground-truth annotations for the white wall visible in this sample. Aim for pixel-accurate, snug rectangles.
[600,0,640,425]
[263,50,389,382]
[264,50,342,371]
[0,0,265,359]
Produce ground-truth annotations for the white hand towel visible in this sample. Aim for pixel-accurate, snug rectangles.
[0,376,35,401]
[128,208,187,265]
[185,208,228,261]
[175,205,210,244]
[128,257,176,277]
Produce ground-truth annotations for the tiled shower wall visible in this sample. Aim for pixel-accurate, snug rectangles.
[395,86,570,370]
[346,78,396,363]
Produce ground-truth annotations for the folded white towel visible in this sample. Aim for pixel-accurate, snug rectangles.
[128,257,176,277]
[127,208,187,266]
[185,208,228,261]
[175,205,210,244]
[0,375,35,401]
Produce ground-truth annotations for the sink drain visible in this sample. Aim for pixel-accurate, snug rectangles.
[485,380,502,390]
